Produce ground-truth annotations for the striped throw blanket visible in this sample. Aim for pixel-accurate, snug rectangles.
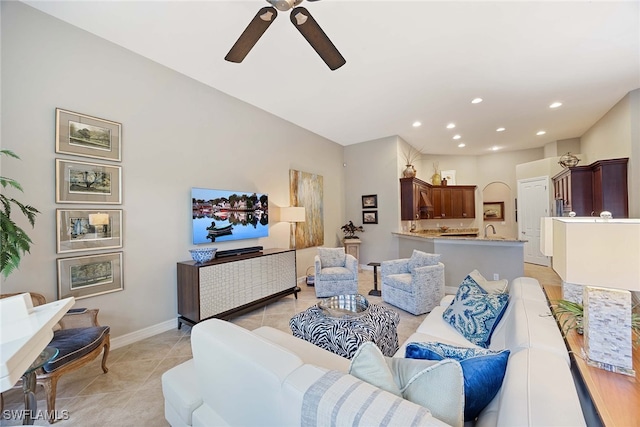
[301,371,441,427]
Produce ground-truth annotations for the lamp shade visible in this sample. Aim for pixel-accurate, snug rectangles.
[552,218,640,291]
[280,207,305,223]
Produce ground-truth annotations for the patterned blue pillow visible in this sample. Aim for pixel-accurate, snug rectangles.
[442,277,509,348]
[405,342,510,421]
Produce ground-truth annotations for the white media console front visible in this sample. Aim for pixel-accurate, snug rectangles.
[176,248,298,327]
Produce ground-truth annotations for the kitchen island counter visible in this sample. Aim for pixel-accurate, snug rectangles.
[392,231,525,293]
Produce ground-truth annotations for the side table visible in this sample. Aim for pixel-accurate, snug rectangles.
[367,262,382,296]
[22,346,58,425]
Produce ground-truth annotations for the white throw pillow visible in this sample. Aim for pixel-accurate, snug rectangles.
[469,269,508,294]
[349,342,465,427]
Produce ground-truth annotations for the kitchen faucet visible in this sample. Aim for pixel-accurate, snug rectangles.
[484,224,496,238]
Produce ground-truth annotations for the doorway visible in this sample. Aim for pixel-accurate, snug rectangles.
[517,176,550,266]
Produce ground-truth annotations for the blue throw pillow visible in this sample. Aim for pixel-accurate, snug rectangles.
[442,276,509,348]
[405,342,510,421]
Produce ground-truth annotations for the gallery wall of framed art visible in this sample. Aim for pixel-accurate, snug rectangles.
[54,108,125,300]
[361,194,378,225]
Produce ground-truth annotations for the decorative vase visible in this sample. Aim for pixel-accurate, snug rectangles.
[441,178,447,186]
[432,172,441,185]
[403,164,416,178]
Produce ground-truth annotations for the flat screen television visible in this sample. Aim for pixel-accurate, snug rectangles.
[192,187,269,245]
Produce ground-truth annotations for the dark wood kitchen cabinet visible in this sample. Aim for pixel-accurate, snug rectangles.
[552,158,628,218]
[400,178,433,220]
[431,186,476,219]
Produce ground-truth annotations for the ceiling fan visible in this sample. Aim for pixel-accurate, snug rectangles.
[225,0,346,71]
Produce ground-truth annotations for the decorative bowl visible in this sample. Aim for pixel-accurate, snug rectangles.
[439,226,450,233]
[318,294,370,319]
[189,247,217,263]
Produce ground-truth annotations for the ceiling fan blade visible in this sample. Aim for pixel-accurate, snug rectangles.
[290,7,346,71]
[225,6,278,63]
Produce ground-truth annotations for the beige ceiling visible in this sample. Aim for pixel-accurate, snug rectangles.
[24,0,640,155]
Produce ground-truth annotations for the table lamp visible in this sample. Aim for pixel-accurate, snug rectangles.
[552,217,640,376]
[280,207,305,249]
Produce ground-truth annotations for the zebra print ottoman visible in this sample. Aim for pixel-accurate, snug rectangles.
[289,303,400,359]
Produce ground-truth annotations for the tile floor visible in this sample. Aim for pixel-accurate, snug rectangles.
[0,263,561,426]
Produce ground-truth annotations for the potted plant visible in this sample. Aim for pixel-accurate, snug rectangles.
[1,150,40,277]
[341,221,364,240]
[553,298,640,345]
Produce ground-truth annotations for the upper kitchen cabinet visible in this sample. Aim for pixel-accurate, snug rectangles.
[400,178,433,220]
[553,158,628,218]
[431,185,476,219]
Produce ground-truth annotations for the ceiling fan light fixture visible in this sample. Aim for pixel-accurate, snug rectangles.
[268,0,300,12]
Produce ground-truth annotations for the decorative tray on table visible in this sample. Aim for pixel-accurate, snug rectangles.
[318,294,370,319]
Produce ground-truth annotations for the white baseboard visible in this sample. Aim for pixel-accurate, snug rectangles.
[110,318,177,350]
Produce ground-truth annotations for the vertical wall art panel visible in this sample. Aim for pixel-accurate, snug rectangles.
[289,170,324,249]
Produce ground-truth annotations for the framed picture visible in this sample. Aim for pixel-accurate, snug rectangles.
[56,159,122,204]
[362,210,378,224]
[483,202,505,221]
[362,194,378,208]
[57,252,123,300]
[441,170,456,185]
[56,108,122,161]
[56,209,123,254]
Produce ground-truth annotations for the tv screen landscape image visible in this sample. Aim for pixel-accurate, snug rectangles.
[192,187,269,245]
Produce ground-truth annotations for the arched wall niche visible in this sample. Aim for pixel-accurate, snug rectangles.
[482,181,516,238]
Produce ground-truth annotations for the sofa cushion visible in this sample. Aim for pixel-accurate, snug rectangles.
[475,349,586,427]
[318,247,346,267]
[469,270,509,294]
[408,250,441,272]
[405,342,510,422]
[442,277,509,348]
[44,326,110,372]
[349,342,464,427]
[301,370,439,427]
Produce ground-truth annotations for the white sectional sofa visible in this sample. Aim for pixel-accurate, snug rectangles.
[162,277,586,426]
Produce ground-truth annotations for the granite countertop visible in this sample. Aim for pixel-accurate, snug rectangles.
[393,228,526,243]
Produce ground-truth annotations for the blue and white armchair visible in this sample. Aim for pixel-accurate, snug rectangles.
[314,247,359,297]
[381,250,445,315]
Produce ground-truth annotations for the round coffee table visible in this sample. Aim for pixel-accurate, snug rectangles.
[289,294,399,359]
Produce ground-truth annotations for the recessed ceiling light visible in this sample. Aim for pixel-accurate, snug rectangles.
[446,123,456,129]
[471,98,483,104]
[453,134,461,140]
[549,102,563,109]
[457,143,466,148]
[536,130,546,136]
[412,121,422,127]
[491,146,500,151]
[496,127,506,132]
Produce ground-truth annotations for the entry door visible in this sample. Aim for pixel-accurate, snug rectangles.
[517,176,550,266]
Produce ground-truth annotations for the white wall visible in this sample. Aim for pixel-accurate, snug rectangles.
[581,89,639,217]
[0,2,345,337]
[343,136,402,266]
